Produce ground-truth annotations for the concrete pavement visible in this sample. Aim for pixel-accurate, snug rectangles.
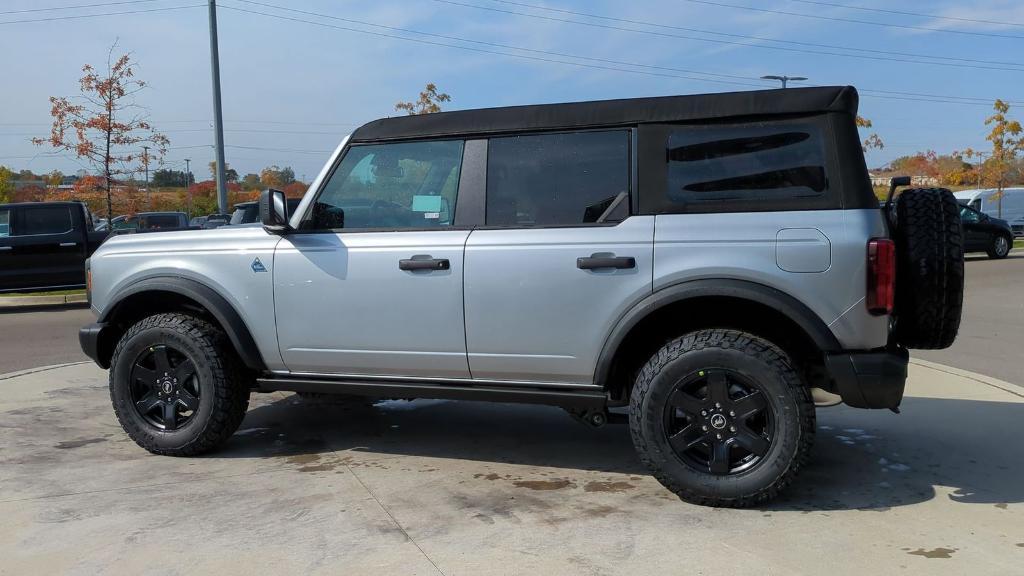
[1,361,1022,575]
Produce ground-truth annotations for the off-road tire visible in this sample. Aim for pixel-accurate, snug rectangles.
[109,313,251,456]
[987,233,1012,260]
[629,329,814,508]
[892,187,964,350]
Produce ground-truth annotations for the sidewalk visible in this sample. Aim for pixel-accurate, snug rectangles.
[0,292,87,308]
[1,361,1021,575]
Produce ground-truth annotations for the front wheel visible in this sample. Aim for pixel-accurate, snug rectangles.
[988,234,1011,259]
[629,329,814,508]
[109,313,251,456]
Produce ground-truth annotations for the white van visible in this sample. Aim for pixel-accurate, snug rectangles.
[954,188,1024,236]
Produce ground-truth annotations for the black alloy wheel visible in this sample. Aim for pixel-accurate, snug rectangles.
[130,344,201,431]
[663,369,773,475]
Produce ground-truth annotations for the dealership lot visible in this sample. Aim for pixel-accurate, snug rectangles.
[1,252,1022,574]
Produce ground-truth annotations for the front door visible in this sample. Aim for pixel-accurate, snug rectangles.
[463,130,654,384]
[274,138,471,378]
[2,204,84,291]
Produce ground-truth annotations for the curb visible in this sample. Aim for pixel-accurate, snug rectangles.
[0,361,93,381]
[0,293,87,309]
[910,358,1024,398]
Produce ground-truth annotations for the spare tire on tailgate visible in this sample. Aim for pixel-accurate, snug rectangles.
[891,187,964,349]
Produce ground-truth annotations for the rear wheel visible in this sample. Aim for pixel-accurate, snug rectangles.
[988,234,1011,259]
[109,313,251,456]
[629,329,814,508]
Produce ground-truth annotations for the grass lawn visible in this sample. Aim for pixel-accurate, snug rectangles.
[1015,238,1024,251]
[0,289,85,298]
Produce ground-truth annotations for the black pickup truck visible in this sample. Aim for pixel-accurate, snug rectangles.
[0,201,108,293]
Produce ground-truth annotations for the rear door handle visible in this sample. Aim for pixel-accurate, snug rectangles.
[0,246,11,251]
[399,257,450,271]
[577,255,636,270]
[59,242,77,247]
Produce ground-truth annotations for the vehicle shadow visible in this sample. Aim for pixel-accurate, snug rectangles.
[213,393,1024,511]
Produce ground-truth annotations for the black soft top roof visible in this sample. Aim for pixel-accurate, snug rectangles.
[351,85,858,143]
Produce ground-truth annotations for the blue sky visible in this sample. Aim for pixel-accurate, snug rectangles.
[2,0,1022,180]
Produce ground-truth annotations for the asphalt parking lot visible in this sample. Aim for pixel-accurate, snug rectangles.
[1,251,1022,574]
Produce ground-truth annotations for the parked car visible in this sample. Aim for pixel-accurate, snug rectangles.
[230,199,300,225]
[0,201,108,292]
[955,187,1024,237]
[189,216,208,228]
[202,214,231,229]
[960,204,1014,258]
[81,86,964,507]
[108,212,191,234]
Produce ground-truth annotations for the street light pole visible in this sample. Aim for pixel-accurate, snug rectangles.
[184,158,192,218]
[761,75,807,88]
[142,145,150,208]
[208,0,228,214]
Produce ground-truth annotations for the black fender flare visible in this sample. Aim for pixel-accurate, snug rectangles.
[99,276,266,370]
[593,278,841,389]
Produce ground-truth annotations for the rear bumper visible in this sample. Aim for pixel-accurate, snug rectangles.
[79,322,111,369]
[825,347,909,410]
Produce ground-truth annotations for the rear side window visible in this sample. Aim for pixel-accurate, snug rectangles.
[18,206,73,235]
[140,215,181,229]
[0,209,9,237]
[486,130,630,227]
[666,122,827,209]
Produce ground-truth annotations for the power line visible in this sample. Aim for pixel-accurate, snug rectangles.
[680,0,1024,40]
[0,3,202,24]
[224,1,1018,107]
[0,0,162,15]
[786,0,1024,28]
[227,144,333,154]
[222,2,767,89]
[468,0,1023,69]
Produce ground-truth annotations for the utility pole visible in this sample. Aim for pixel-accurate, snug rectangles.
[184,158,192,218]
[142,145,150,208]
[761,75,807,89]
[208,0,228,214]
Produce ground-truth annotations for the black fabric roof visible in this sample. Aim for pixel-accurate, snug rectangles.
[351,86,858,142]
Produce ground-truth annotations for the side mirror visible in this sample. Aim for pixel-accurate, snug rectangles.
[260,189,290,233]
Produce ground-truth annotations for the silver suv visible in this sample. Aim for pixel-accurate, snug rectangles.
[80,86,964,507]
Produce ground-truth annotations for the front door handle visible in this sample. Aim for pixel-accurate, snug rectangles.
[0,246,11,251]
[59,242,77,247]
[577,255,636,270]
[399,257,450,271]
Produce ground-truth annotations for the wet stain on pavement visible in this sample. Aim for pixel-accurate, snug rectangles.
[907,547,957,559]
[995,503,1008,509]
[583,481,635,493]
[474,473,502,481]
[54,438,106,449]
[513,479,576,491]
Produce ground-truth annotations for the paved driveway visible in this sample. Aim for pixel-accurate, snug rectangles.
[1,361,1021,575]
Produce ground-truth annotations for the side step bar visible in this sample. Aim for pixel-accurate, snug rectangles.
[255,376,608,409]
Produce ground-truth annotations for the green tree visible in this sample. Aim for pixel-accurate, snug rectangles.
[395,83,451,115]
[241,173,260,189]
[984,99,1024,217]
[208,161,238,183]
[152,168,193,187]
[856,116,883,153]
[0,166,13,203]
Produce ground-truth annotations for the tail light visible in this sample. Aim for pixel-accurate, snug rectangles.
[866,238,895,315]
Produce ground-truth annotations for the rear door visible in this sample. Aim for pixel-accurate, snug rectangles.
[463,130,654,384]
[3,205,84,290]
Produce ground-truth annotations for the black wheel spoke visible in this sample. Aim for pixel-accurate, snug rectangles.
[133,365,156,385]
[731,390,767,420]
[153,346,171,375]
[174,358,196,385]
[135,392,160,414]
[734,428,770,457]
[177,388,199,412]
[709,441,730,474]
[707,372,730,405]
[669,389,706,416]
[668,423,706,453]
[161,401,178,429]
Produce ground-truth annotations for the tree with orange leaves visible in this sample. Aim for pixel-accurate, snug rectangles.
[32,44,168,223]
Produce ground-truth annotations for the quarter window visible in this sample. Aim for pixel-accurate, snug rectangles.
[665,122,828,210]
[18,206,73,236]
[309,139,464,230]
[486,131,630,227]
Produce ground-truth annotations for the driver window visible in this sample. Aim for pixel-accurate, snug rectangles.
[307,139,464,230]
[959,206,980,224]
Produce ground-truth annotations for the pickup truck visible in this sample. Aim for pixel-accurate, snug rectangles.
[0,201,108,293]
